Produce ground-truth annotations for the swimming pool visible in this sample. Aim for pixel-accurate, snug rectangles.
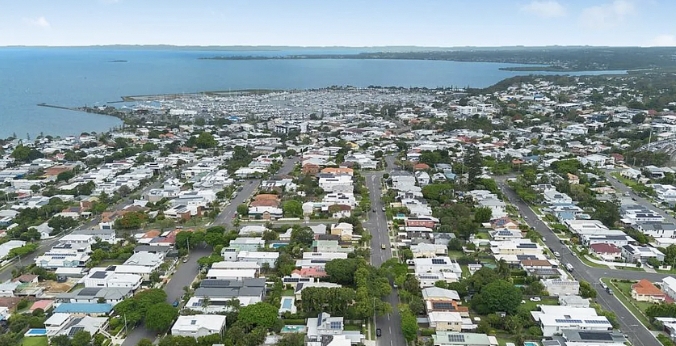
[281,297,293,309]
[281,325,306,333]
[524,342,539,346]
[25,328,47,336]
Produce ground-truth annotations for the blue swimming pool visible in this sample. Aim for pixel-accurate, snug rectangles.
[281,297,293,309]
[25,328,47,336]
[524,342,539,346]
[281,325,306,333]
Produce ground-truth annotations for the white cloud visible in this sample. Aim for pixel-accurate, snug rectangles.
[24,16,51,29]
[520,1,566,18]
[579,0,634,29]
[648,34,676,47]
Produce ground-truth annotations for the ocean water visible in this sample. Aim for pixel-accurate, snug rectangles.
[0,47,625,138]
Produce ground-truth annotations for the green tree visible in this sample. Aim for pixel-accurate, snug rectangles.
[474,207,492,223]
[56,170,76,182]
[282,200,303,218]
[400,305,418,342]
[290,226,314,247]
[237,302,279,331]
[471,280,522,315]
[632,112,646,124]
[325,258,360,285]
[11,144,39,163]
[579,280,597,299]
[195,132,217,149]
[114,211,147,230]
[144,302,178,333]
[277,333,305,346]
[237,204,249,216]
[71,330,92,346]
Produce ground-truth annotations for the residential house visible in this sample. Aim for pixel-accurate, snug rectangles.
[428,311,463,332]
[171,314,226,338]
[432,332,493,346]
[621,244,665,263]
[189,278,266,312]
[306,312,363,345]
[589,243,622,261]
[631,279,667,303]
[531,306,612,337]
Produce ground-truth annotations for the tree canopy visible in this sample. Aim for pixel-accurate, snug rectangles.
[471,280,522,315]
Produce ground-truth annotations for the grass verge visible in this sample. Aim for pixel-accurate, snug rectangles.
[603,278,655,330]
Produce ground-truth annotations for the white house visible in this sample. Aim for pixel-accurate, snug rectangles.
[83,270,143,290]
[171,314,226,338]
[531,306,612,337]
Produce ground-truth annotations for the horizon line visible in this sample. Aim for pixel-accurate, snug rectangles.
[1,44,675,49]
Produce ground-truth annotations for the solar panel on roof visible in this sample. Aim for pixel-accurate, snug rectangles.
[578,332,613,341]
[68,326,85,337]
[447,334,466,342]
[79,287,101,296]
[555,319,583,323]
[90,271,107,279]
[432,302,455,310]
[431,258,447,265]
[584,320,610,324]
[330,321,342,329]
[518,243,537,248]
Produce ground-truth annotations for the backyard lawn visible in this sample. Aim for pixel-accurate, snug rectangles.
[22,337,48,346]
[518,297,559,313]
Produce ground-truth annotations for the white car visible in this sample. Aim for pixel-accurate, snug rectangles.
[529,297,541,302]
[553,251,561,258]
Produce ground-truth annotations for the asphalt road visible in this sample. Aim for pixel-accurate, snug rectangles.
[213,157,298,229]
[121,246,212,346]
[363,155,406,346]
[604,170,676,224]
[499,181,661,346]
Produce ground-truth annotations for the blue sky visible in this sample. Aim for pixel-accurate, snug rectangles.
[1,0,675,47]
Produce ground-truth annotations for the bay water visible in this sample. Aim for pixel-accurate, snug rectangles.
[0,47,624,138]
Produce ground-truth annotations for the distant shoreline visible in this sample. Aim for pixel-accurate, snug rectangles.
[199,55,604,72]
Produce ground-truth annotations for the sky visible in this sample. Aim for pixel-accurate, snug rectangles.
[1,0,675,47]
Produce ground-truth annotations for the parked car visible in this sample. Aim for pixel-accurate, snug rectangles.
[529,297,541,302]
[381,244,386,250]
[554,251,561,258]
[376,328,382,337]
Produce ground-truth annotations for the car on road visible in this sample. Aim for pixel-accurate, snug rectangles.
[382,207,386,212]
[372,209,375,213]
[376,328,382,337]
[565,263,574,272]
[381,244,386,250]
[553,251,561,258]
[172,300,179,307]
[542,237,546,242]
[607,288,614,295]
[182,257,189,263]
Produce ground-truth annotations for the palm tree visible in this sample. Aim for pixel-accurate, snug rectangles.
[200,296,210,312]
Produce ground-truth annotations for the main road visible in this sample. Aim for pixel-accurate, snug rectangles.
[363,155,406,346]
[499,181,662,346]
